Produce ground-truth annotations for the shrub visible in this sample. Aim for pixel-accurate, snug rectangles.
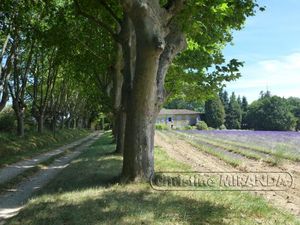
[205,96,225,128]
[219,124,227,130]
[296,119,300,131]
[246,96,296,131]
[183,125,194,130]
[196,121,208,130]
[0,107,16,132]
[155,124,170,130]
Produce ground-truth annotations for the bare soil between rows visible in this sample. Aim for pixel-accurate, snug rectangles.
[155,131,300,219]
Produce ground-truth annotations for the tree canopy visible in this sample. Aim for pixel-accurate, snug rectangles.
[246,95,297,131]
[1,0,262,181]
[205,95,225,128]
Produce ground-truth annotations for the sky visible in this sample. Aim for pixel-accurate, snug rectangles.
[223,0,300,103]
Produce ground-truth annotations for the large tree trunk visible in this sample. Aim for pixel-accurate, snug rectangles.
[0,35,13,113]
[73,118,77,129]
[120,0,186,181]
[113,43,124,153]
[60,115,65,129]
[67,118,71,129]
[0,86,9,112]
[115,15,135,155]
[37,114,44,133]
[122,53,158,180]
[15,111,26,138]
[16,113,24,137]
[121,2,165,181]
[115,111,126,154]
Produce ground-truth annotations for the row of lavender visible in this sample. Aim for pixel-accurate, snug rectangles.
[179,130,300,155]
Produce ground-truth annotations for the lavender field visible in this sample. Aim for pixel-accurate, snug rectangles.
[177,130,300,161]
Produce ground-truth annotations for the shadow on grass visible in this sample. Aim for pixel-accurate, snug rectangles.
[10,189,228,225]
[34,133,122,195]
[7,132,229,225]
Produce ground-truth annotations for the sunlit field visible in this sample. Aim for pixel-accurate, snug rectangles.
[177,130,300,162]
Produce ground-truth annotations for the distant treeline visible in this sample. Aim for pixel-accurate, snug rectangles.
[165,91,300,131]
[205,90,300,131]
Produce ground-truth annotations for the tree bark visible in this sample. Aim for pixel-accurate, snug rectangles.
[121,1,166,181]
[115,110,126,154]
[0,86,9,112]
[120,0,187,181]
[37,114,44,133]
[16,112,25,137]
[115,15,136,154]
[0,35,14,112]
[113,43,124,153]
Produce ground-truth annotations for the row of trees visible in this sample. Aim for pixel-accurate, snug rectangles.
[1,0,261,181]
[204,90,300,131]
[0,1,115,136]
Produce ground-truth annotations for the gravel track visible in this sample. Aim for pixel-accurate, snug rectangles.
[0,132,101,221]
[0,134,94,185]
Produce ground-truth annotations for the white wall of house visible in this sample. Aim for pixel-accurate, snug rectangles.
[156,114,200,127]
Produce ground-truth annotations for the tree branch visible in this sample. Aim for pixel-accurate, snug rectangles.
[156,27,187,110]
[74,37,104,60]
[0,34,11,77]
[98,0,122,24]
[74,0,119,42]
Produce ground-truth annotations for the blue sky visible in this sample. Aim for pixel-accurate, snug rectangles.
[223,0,300,102]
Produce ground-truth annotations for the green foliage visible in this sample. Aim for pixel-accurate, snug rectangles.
[246,95,297,131]
[269,144,286,166]
[155,124,170,130]
[0,107,16,132]
[7,133,299,225]
[241,96,249,112]
[0,129,90,166]
[183,125,194,130]
[219,124,227,130]
[196,121,208,130]
[1,0,113,135]
[225,92,242,129]
[219,90,230,112]
[164,99,204,113]
[296,120,300,132]
[164,0,261,103]
[241,96,249,129]
[205,96,225,128]
[287,97,300,131]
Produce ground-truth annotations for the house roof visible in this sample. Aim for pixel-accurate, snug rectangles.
[159,108,200,115]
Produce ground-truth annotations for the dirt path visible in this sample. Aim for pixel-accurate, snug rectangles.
[0,132,101,221]
[155,131,300,219]
[0,134,96,185]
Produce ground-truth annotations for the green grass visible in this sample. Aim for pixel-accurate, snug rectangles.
[5,132,299,225]
[0,129,91,167]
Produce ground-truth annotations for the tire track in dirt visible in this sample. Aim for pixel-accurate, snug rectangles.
[0,132,102,222]
[0,134,96,185]
[155,131,300,219]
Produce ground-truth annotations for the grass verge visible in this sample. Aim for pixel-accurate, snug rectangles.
[0,129,90,167]
[5,132,299,225]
